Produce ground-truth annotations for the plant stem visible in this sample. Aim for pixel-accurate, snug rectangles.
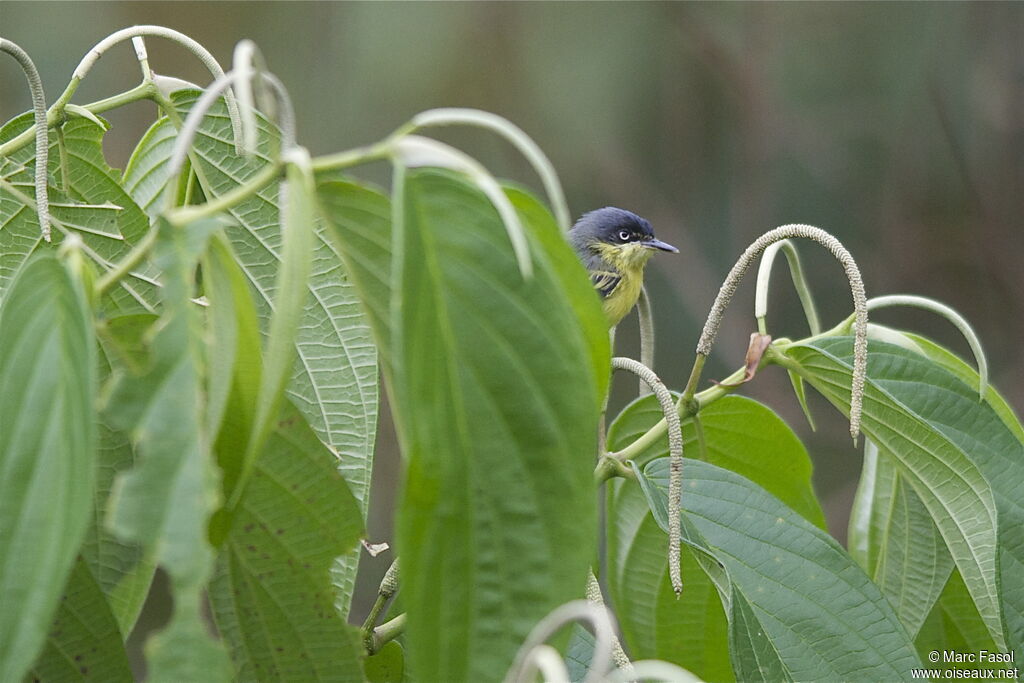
[370,614,407,654]
[167,162,281,226]
[361,560,400,654]
[0,81,156,159]
[310,140,392,173]
[606,362,746,466]
[94,227,159,297]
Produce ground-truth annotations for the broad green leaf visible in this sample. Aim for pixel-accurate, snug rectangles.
[162,93,378,617]
[122,116,181,216]
[504,185,611,403]
[314,179,395,617]
[172,91,377,504]
[848,440,954,639]
[365,641,405,683]
[28,558,132,681]
[607,480,733,683]
[317,180,394,373]
[899,330,1024,443]
[0,253,96,681]
[84,314,162,634]
[240,160,317,501]
[607,394,826,527]
[145,586,232,683]
[606,395,822,681]
[104,218,229,678]
[640,458,924,681]
[787,337,1021,654]
[209,402,364,681]
[392,168,604,681]
[0,113,159,312]
[564,624,598,683]
[917,570,1005,676]
[170,90,377,548]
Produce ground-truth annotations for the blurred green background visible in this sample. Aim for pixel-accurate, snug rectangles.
[3,0,1021,669]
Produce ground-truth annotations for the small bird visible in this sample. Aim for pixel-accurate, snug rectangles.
[570,207,678,327]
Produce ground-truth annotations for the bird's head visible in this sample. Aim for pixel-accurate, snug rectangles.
[569,207,678,271]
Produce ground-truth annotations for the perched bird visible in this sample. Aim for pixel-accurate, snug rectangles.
[569,207,678,326]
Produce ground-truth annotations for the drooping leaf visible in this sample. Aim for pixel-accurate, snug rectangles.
[637,458,924,681]
[122,116,181,217]
[392,168,607,681]
[104,218,230,678]
[170,91,378,510]
[169,93,378,616]
[317,179,394,373]
[916,570,1005,676]
[0,252,97,681]
[848,439,954,639]
[83,313,162,634]
[787,336,1023,655]
[606,395,823,681]
[28,558,133,682]
[209,403,365,681]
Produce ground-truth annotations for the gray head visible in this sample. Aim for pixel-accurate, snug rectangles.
[569,207,678,256]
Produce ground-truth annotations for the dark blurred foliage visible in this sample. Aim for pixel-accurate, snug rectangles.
[3,0,1022,659]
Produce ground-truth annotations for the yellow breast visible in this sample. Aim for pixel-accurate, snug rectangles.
[594,242,653,327]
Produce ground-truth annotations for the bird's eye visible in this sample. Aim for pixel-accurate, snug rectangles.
[618,230,631,241]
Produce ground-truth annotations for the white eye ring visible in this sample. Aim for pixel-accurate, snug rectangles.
[618,230,631,241]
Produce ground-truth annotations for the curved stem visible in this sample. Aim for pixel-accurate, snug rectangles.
[755,239,822,336]
[167,162,282,226]
[695,224,867,441]
[516,645,570,683]
[361,559,400,654]
[1,38,51,241]
[370,613,406,654]
[94,228,159,297]
[391,135,534,279]
[407,108,572,230]
[504,601,615,683]
[0,81,157,160]
[866,294,988,399]
[61,25,242,153]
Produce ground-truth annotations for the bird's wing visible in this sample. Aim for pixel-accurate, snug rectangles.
[590,268,621,299]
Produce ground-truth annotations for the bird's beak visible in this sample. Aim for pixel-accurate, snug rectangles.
[641,238,679,253]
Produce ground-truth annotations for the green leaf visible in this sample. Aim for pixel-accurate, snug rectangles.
[239,160,317,503]
[917,570,1005,675]
[0,114,159,313]
[0,252,96,681]
[317,179,394,373]
[640,458,924,680]
[172,91,378,507]
[365,641,404,683]
[392,168,604,681]
[28,558,133,682]
[787,336,1022,654]
[104,218,229,678]
[171,97,377,609]
[564,624,598,683]
[85,314,162,634]
[608,394,826,528]
[898,330,1024,442]
[209,402,364,681]
[122,116,181,217]
[606,395,822,681]
[848,440,954,639]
